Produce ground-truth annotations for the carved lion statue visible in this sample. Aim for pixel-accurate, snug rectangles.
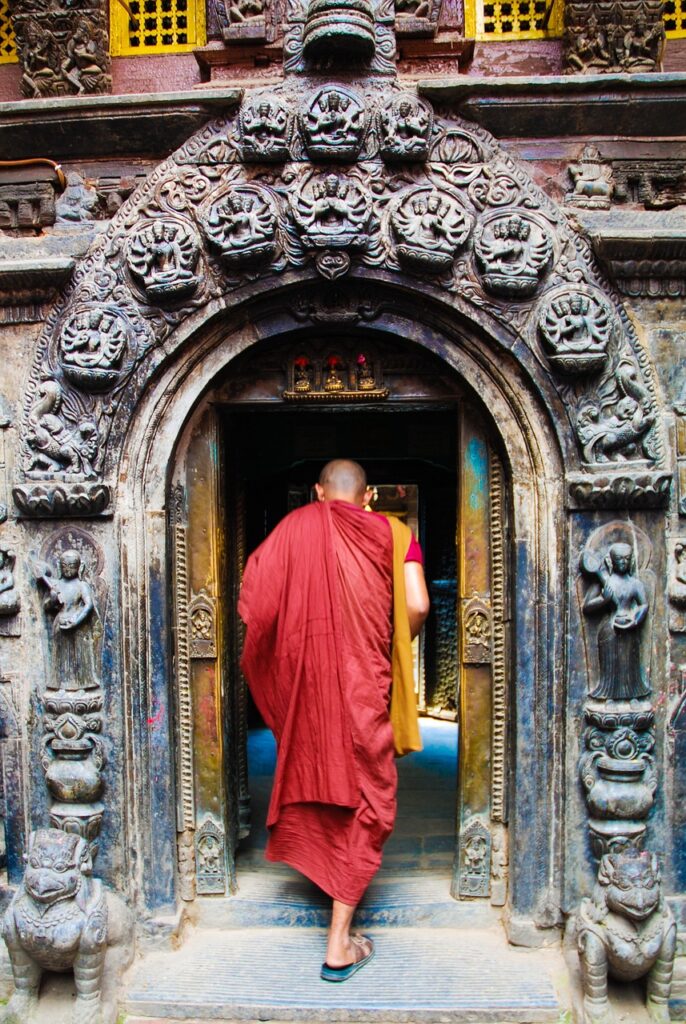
[1,828,132,1024]
[577,849,676,1024]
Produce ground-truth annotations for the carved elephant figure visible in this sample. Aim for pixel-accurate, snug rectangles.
[1,828,132,1024]
[577,849,676,1024]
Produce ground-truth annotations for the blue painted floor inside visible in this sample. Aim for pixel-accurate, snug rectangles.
[238,717,459,876]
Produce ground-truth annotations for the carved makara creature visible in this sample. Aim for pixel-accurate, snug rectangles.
[26,379,99,479]
[202,186,278,268]
[126,220,201,303]
[391,187,472,273]
[292,173,372,251]
[577,362,655,464]
[577,851,676,1024]
[474,212,553,297]
[378,95,432,161]
[300,87,366,161]
[539,289,612,376]
[60,307,128,392]
[2,829,108,1024]
[239,96,291,162]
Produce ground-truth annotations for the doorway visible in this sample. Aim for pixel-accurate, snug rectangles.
[223,406,460,884]
[168,332,510,907]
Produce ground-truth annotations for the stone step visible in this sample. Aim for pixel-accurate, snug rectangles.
[123,925,565,1023]
[192,870,500,930]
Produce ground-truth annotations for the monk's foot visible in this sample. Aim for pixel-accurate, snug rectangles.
[325,933,372,968]
[321,935,375,983]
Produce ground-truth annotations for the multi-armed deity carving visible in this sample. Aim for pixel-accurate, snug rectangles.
[59,307,129,392]
[300,87,367,161]
[474,212,553,298]
[126,220,201,303]
[201,186,279,269]
[390,188,472,273]
[292,173,372,253]
[538,289,612,377]
[577,850,676,1024]
[239,96,292,162]
[378,94,433,161]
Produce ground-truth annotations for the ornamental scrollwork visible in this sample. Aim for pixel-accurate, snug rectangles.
[474,210,553,298]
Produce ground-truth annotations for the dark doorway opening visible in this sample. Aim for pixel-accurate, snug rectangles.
[223,404,460,880]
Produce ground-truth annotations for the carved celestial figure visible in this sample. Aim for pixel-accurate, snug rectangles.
[127,220,201,303]
[0,548,20,618]
[35,549,101,691]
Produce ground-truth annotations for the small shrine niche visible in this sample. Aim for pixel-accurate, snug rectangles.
[283,351,390,400]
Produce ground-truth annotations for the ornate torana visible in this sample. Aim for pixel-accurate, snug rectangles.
[15,85,666,517]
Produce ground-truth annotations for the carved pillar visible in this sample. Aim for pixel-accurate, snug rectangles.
[10,0,112,98]
[34,531,107,859]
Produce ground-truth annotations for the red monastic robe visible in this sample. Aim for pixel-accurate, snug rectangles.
[238,499,397,904]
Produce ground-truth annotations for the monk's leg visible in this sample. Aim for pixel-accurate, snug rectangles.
[326,900,372,967]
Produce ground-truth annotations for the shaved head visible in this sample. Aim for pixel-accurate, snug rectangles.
[317,459,369,504]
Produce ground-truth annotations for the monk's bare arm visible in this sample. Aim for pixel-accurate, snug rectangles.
[404,561,430,640]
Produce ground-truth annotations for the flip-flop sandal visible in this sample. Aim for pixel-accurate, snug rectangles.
[320,937,375,982]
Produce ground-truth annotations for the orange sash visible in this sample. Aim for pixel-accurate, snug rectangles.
[388,516,423,757]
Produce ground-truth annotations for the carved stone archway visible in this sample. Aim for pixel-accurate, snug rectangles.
[11,84,672,945]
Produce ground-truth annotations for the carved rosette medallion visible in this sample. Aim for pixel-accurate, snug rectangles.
[390,187,472,274]
[299,87,367,161]
[201,185,279,270]
[538,287,614,377]
[59,305,129,392]
[474,210,553,298]
[239,95,292,163]
[291,173,372,252]
[378,94,433,162]
[126,219,201,304]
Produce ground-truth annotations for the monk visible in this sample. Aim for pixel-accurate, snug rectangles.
[239,459,429,981]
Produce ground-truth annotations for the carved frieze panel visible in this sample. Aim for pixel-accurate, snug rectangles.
[17,88,666,513]
[564,0,665,75]
[13,0,111,98]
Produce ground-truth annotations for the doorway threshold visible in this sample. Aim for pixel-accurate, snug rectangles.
[191,870,500,930]
[123,924,565,1023]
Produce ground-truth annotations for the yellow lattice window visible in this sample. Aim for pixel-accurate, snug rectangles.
[664,0,686,36]
[466,0,562,39]
[0,0,17,64]
[110,0,206,55]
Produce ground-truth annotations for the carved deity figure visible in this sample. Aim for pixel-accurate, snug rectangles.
[60,308,128,391]
[395,0,431,18]
[475,212,552,297]
[0,548,20,617]
[577,851,676,1024]
[26,379,99,479]
[668,542,686,632]
[127,221,200,302]
[240,98,290,161]
[301,88,366,159]
[61,22,110,95]
[540,290,611,375]
[581,543,650,701]
[567,145,615,208]
[19,20,59,98]
[391,189,471,271]
[622,14,665,71]
[228,0,263,21]
[566,13,611,72]
[35,549,101,691]
[293,173,371,251]
[379,96,432,160]
[204,188,277,267]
